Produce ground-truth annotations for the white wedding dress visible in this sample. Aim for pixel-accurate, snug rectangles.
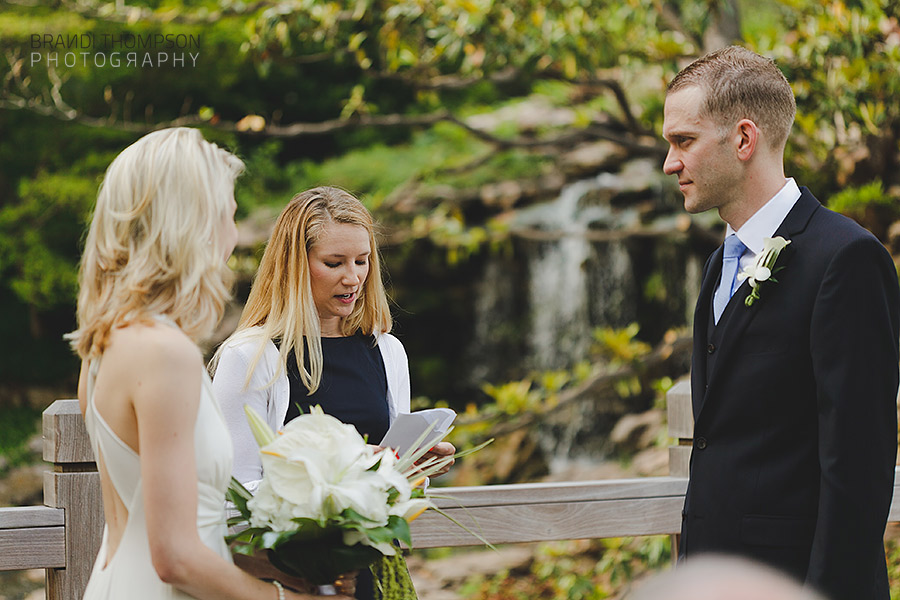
[82,342,235,599]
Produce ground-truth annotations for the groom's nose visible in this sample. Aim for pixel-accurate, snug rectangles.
[663,148,682,176]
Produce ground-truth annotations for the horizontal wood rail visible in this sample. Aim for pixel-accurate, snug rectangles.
[2,389,900,600]
[0,506,65,570]
[412,477,687,547]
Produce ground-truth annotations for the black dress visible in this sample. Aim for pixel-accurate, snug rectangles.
[283,333,390,600]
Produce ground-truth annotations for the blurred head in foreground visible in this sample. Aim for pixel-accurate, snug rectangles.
[628,555,825,600]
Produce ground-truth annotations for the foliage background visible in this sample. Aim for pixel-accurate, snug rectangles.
[1,0,899,598]
[1,0,897,389]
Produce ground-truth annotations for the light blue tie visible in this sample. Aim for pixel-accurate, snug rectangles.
[713,234,747,324]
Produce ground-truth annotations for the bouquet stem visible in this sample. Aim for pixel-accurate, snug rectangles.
[371,552,417,600]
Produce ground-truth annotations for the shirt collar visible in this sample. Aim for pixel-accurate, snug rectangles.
[725,178,801,255]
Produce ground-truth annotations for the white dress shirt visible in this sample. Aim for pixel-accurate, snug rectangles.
[727,178,801,273]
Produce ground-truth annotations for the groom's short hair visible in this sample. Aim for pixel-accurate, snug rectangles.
[668,46,796,151]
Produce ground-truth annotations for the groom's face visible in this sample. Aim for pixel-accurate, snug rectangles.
[663,86,741,217]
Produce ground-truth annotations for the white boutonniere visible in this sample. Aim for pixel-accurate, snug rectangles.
[738,236,791,307]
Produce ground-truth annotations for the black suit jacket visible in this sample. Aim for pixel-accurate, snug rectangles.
[681,188,900,600]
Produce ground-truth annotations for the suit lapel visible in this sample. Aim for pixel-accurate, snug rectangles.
[692,245,724,408]
[700,189,820,406]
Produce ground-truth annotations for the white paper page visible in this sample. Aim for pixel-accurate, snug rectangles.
[379,408,456,454]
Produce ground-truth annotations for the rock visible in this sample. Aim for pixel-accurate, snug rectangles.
[22,569,44,584]
[465,97,577,133]
[235,204,279,248]
[206,299,244,349]
[609,158,668,206]
[887,219,900,255]
[479,173,566,211]
[632,446,670,477]
[0,464,45,507]
[561,141,628,177]
[408,545,535,600]
[27,433,44,456]
[610,409,664,453]
[447,428,549,486]
[0,385,72,410]
[479,180,523,210]
[541,458,632,482]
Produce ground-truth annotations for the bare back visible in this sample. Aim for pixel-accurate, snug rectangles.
[78,318,235,599]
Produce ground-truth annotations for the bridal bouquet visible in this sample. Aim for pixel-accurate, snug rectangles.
[226,405,457,599]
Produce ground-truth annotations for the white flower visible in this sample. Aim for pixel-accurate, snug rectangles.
[249,406,397,529]
[228,405,488,587]
[740,264,771,287]
[762,236,790,253]
[737,236,791,306]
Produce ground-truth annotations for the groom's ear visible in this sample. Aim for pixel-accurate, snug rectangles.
[734,119,760,162]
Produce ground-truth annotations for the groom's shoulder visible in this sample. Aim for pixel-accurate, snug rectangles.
[802,187,882,247]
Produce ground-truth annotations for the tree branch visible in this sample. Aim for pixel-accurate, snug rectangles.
[46,0,274,24]
[375,66,654,138]
[2,81,667,158]
[374,66,523,91]
[653,0,704,50]
[455,332,693,438]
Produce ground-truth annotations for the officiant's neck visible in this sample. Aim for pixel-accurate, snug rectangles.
[721,152,787,232]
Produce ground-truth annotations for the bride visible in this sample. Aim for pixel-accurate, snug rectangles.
[68,127,348,600]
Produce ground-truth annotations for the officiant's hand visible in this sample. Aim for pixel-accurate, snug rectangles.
[417,441,455,477]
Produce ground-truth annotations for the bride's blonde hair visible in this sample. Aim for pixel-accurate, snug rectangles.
[68,127,244,359]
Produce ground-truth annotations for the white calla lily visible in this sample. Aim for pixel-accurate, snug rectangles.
[762,236,790,253]
[241,404,450,543]
[753,265,771,282]
[228,405,490,595]
[737,236,790,306]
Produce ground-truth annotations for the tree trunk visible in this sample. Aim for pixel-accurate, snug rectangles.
[703,0,743,52]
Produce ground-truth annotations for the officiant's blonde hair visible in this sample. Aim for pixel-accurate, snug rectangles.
[215,186,392,394]
[68,127,244,359]
[668,45,796,151]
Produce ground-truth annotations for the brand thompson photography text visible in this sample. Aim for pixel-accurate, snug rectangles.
[30,33,200,68]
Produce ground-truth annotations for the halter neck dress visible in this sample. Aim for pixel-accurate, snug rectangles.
[82,319,234,599]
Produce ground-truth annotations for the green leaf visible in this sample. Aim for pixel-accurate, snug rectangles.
[226,477,253,519]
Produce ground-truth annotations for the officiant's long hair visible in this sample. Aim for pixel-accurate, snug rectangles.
[214,186,392,394]
[68,127,244,359]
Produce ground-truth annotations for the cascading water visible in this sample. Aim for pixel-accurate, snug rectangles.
[461,159,704,474]
[523,177,598,370]
[508,172,640,371]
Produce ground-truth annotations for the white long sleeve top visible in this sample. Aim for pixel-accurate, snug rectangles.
[212,327,411,493]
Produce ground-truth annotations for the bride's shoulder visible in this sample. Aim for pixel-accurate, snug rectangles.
[106,319,202,375]
[96,320,203,417]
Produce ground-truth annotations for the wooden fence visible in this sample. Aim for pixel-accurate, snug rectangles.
[3,381,900,600]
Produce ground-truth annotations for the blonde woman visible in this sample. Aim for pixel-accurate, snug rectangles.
[69,129,346,600]
[212,187,454,600]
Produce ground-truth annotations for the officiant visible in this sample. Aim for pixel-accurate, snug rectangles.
[212,186,454,600]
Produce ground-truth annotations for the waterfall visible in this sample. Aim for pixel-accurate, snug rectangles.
[514,173,637,370]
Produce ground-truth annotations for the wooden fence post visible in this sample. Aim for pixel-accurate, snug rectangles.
[666,378,693,478]
[666,378,692,560]
[43,399,102,600]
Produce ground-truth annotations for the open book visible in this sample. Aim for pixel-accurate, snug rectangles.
[378,408,456,455]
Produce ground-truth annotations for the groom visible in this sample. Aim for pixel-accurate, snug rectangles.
[663,46,899,599]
